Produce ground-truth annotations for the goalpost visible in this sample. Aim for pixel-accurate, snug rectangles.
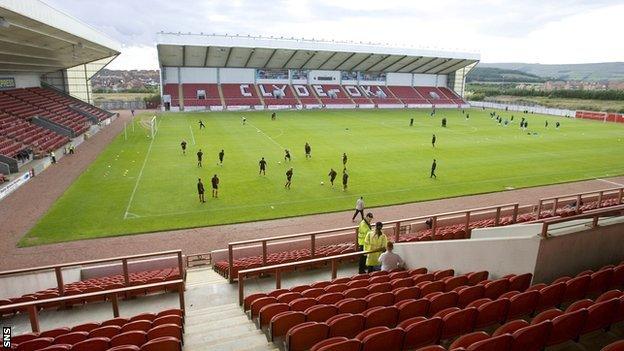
[149,115,158,138]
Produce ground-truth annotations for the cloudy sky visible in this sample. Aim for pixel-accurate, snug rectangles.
[46,0,624,70]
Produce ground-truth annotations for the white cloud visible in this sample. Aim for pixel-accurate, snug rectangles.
[45,0,624,69]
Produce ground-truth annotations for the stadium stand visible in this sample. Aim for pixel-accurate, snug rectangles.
[292,85,322,106]
[181,84,222,107]
[220,84,263,107]
[214,187,624,280]
[239,262,624,351]
[7,309,184,351]
[257,84,299,106]
[387,86,429,105]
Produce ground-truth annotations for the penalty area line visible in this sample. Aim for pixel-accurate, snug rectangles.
[247,122,285,150]
[189,124,196,145]
[123,130,156,219]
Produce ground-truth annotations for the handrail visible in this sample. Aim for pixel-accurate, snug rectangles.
[237,250,378,306]
[539,204,624,238]
[0,279,185,333]
[0,250,185,301]
[537,187,623,218]
[227,203,520,282]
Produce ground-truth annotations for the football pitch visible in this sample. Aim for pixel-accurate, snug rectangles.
[21,108,624,246]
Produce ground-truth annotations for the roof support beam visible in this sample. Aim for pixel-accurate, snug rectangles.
[331,52,357,70]
[374,55,406,72]
[299,51,317,69]
[182,45,187,66]
[281,50,299,69]
[263,49,278,68]
[317,52,340,69]
[427,59,460,74]
[224,47,234,66]
[360,55,389,72]
[395,56,422,72]
[342,53,373,71]
[438,59,472,74]
[420,59,451,74]
[203,46,210,67]
[244,48,256,68]
[408,57,437,73]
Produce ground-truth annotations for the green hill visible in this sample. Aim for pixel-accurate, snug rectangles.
[478,62,624,82]
[466,67,545,83]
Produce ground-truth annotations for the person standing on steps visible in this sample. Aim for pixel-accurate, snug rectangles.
[357,212,373,274]
[364,221,388,273]
[197,149,203,167]
[352,196,365,222]
[197,178,206,203]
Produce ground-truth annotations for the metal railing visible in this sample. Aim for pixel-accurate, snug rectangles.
[539,204,624,238]
[536,187,623,219]
[0,250,185,298]
[0,279,185,333]
[226,203,520,282]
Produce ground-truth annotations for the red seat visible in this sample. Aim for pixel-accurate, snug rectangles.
[306,304,339,322]
[344,288,369,299]
[467,271,489,285]
[433,269,454,280]
[363,306,399,328]
[278,292,303,304]
[492,320,529,336]
[361,328,404,351]
[428,292,459,316]
[403,317,443,350]
[602,340,624,351]
[326,284,349,293]
[15,337,54,351]
[250,297,278,318]
[54,331,88,345]
[317,293,345,304]
[414,346,446,351]
[396,298,429,322]
[506,290,539,320]
[328,313,366,338]
[337,298,368,314]
[475,298,509,328]
[259,303,289,326]
[39,345,72,351]
[457,286,485,308]
[71,323,100,333]
[290,297,318,312]
[270,311,306,340]
[286,321,330,351]
[466,334,513,351]
[393,287,419,302]
[440,307,477,340]
[390,278,413,290]
[153,315,183,327]
[303,288,326,298]
[102,317,129,327]
[269,289,290,298]
[562,275,590,303]
[89,325,121,339]
[510,321,552,351]
[420,281,445,296]
[310,337,361,351]
[121,320,152,333]
[508,274,532,292]
[449,331,490,350]
[40,327,70,338]
[129,313,156,323]
[146,324,182,343]
[444,275,468,292]
[545,309,587,346]
[483,279,510,300]
[581,298,619,333]
[72,337,110,351]
[111,330,147,347]
[535,282,565,312]
[610,265,624,289]
[368,283,392,294]
[107,346,140,351]
[140,336,181,351]
[588,269,613,296]
[365,292,394,308]
[397,316,426,329]
[595,289,622,303]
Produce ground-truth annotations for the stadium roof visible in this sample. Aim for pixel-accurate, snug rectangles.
[157,33,480,75]
[0,0,121,73]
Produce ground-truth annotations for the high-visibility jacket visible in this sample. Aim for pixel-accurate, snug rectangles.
[357,219,371,246]
[364,231,387,267]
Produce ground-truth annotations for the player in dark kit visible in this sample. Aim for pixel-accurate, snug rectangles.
[211,174,219,198]
[432,134,436,147]
[284,149,291,162]
[430,159,437,178]
[218,149,224,165]
[410,118,414,126]
[180,140,187,155]
[441,118,447,127]
[305,142,311,159]
[285,168,293,189]
[198,120,205,129]
[259,157,267,175]
[328,168,337,186]
[271,112,276,120]
[342,153,348,167]
[197,178,205,203]
[556,121,560,128]
[545,121,549,128]
[342,169,349,191]
[196,149,203,167]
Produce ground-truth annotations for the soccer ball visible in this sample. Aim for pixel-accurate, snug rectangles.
[278,161,281,164]
[321,181,324,185]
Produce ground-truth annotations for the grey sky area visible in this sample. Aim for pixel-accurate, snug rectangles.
[44,0,624,69]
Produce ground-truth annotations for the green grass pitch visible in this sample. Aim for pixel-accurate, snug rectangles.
[21,108,624,246]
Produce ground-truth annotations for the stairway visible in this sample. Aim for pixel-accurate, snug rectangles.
[183,303,278,351]
[183,268,279,351]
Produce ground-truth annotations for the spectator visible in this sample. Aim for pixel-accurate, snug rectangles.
[364,222,388,273]
[352,196,364,222]
[379,242,404,271]
[50,151,56,164]
[357,212,373,274]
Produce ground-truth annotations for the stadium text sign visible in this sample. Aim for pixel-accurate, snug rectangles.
[0,78,16,90]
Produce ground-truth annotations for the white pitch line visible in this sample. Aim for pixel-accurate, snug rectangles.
[123,129,157,219]
[189,124,196,145]
[596,178,624,187]
[248,122,285,149]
